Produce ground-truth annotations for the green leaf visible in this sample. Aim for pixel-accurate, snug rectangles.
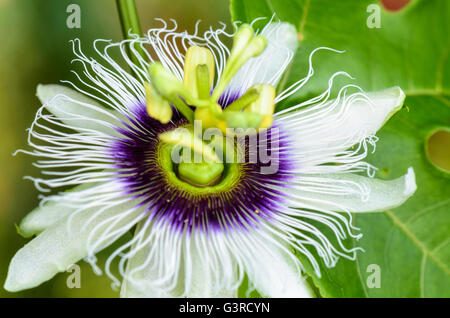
[231,0,450,297]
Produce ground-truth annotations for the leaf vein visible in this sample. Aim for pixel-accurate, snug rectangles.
[405,198,450,225]
[420,253,427,298]
[385,210,449,275]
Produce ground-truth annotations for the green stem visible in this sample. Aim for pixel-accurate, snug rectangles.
[116,0,146,67]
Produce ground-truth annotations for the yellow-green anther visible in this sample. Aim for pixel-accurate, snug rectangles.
[230,24,254,56]
[220,36,267,89]
[183,46,215,99]
[148,62,186,97]
[148,62,195,122]
[159,128,220,163]
[223,111,262,130]
[225,88,259,112]
[235,35,267,68]
[211,25,267,102]
[145,82,172,124]
[245,84,276,129]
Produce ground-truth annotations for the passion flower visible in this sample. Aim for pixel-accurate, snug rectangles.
[4,20,416,298]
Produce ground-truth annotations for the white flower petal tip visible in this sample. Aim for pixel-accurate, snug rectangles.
[36,84,119,134]
[284,167,417,214]
[403,167,417,197]
[342,167,417,213]
[3,232,72,292]
[262,22,298,54]
[366,86,406,126]
[275,86,407,168]
[241,239,314,298]
[366,166,417,212]
[18,184,96,238]
[36,83,100,113]
[18,203,73,238]
[344,85,406,138]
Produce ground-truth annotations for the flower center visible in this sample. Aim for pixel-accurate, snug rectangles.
[157,123,247,187]
[157,137,243,193]
[111,107,291,233]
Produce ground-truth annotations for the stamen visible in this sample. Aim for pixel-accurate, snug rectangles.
[244,84,276,129]
[148,63,195,122]
[183,46,215,99]
[145,82,172,124]
[211,24,267,101]
[148,62,186,98]
[230,24,254,56]
[145,24,273,135]
[195,64,212,99]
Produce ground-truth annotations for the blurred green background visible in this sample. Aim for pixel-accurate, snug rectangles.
[0,0,229,297]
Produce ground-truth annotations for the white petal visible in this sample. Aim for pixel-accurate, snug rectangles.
[226,22,298,96]
[286,167,417,213]
[120,222,237,298]
[336,86,406,140]
[19,202,74,238]
[4,197,144,292]
[276,86,406,167]
[37,84,120,135]
[19,184,96,238]
[242,234,313,298]
[120,221,183,298]
[121,252,237,298]
[185,241,238,298]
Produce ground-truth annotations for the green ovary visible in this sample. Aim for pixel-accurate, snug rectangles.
[178,160,224,187]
